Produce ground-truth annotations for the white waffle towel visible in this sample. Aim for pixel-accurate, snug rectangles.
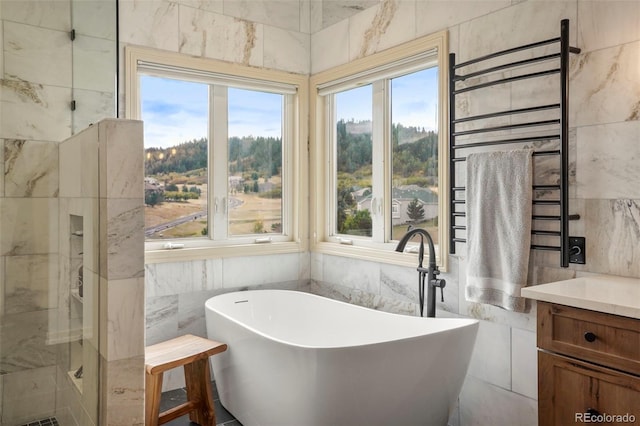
[465,149,533,312]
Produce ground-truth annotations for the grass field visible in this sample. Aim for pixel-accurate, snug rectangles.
[145,184,282,238]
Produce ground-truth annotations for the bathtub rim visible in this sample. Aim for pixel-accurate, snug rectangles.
[205,289,479,350]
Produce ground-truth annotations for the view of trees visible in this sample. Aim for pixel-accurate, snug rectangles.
[145,136,282,180]
[145,138,207,175]
[145,135,283,238]
[336,119,438,235]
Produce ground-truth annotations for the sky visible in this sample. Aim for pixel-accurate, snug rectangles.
[336,67,439,131]
[141,66,438,150]
[141,76,282,149]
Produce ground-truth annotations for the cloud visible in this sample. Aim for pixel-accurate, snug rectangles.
[140,76,283,148]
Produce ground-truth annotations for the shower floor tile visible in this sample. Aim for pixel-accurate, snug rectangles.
[160,381,240,426]
[20,417,59,426]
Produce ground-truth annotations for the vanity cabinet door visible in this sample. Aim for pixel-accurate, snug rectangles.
[537,302,640,375]
[539,351,640,426]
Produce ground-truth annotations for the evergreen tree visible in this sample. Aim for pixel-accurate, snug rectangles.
[407,198,425,222]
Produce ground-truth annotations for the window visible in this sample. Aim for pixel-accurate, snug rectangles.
[310,31,449,269]
[126,47,308,262]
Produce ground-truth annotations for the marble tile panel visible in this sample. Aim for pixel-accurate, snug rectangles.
[321,254,381,294]
[177,289,222,337]
[415,0,510,38]
[380,262,419,304]
[4,254,57,314]
[3,21,72,88]
[0,81,72,142]
[0,198,59,256]
[0,139,4,198]
[570,41,640,126]
[321,0,379,29]
[533,264,576,286]
[3,139,59,197]
[376,259,459,316]
[176,0,223,14]
[59,134,83,198]
[1,366,57,424]
[310,251,324,281]
[438,255,460,314]
[223,253,301,288]
[72,34,117,93]
[298,251,311,282]
[119,0,180,52]
[104,277,145,360]
[458,0,576,63]
[466,319,511,389]
[222,0,301,32]
[0,309,57,373]
[300,0,311,33]
[264,26,311,74]
[368,291,416,315]
[582,199,640,278]
[1,0,71,31]
[310,18,350,73]
[100,355,145,426]
[578,0,640,53]
[71,0,117,40]
[99,119,143,199]
[72,89,116,134]
[348,0,416,61]
[101,199,144,280]
[145,294,179,346]
[459,375,537,426]
[177,6,264,67]
[309,0,323,33]
[308,279,358,303]
[576,121,640,199]
[511,327,537,399]
[0,6,3,75]
[313,279,415,314]
[0,256,4,317]
[81,341,101,425]
[145,258,222,297]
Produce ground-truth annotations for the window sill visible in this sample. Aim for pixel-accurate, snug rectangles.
[312,241,448,272]
[145,240,306,264]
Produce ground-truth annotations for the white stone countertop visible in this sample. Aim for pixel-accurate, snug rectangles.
[521,274,640,320]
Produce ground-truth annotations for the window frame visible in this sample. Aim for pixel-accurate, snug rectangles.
[125,46,308,263]
[309,31,449,270]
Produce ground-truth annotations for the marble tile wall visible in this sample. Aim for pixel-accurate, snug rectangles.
[118,0,315,78]
[0,0,115,425]
[144,252,308,391]
[1,0,630,425]
[309,0,640,425]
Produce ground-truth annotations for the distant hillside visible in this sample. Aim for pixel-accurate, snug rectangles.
[145,136,282,179]
[344,119,433,145]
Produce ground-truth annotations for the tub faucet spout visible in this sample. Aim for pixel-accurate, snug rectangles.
[395,226,446,317]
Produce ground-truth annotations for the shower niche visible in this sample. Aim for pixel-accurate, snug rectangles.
[69,214,85,392]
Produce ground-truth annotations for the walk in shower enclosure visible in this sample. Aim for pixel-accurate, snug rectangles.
[0,0,118,424]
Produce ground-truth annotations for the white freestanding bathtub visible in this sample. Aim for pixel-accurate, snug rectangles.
[205,290,479,426]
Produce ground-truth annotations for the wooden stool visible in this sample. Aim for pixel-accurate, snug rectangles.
[145,334,228,426]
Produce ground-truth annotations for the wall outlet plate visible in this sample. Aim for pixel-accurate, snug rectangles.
[569,236,586,264]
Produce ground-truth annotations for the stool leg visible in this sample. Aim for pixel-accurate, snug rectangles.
[145,372,164,426]
[184,358,216,426]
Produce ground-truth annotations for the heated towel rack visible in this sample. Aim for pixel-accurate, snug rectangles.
[448,19,581,267]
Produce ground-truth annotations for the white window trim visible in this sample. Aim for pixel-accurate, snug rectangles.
[125,46,309,264]
[309,31,450,271]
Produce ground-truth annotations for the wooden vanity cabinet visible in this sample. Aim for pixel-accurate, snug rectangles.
[536,302,640,425]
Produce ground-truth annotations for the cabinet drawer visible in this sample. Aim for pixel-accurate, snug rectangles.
[537,302,640,375]
[538,351,640,426]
